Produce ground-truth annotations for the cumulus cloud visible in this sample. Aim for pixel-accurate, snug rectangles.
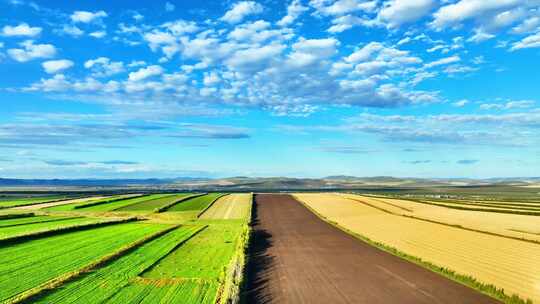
[71,10,108,23]
[128,65,164,81]
[221,1,264,24]
[42,59,74,74]
[84,57,125,77]
[277,0,309,26]
[378,0,435,28]
[510,32,540,51]
[89,31,106,38]
[7,40,56,62]
[2,23,42,37]
[424,55,460,68]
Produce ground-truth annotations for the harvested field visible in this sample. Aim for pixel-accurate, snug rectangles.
[340,193,540,243]
[295,193,540,303]
[166,193,223,212]
[245,194,498,304]
[0,222,169,302]
[200,193,251,219]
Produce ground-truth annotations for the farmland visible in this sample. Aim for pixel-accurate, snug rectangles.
[0,195,76,209]
[0,191,252,304]
[200,193,252,219]
[294,193,540,303]
[166,193,224,212]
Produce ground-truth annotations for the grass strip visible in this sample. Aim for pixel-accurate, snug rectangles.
[0,213,35,220]
[9,224,180,304]
[296,196,534,304]
[0,196,82,209]
[197,194,229,218]
[0,217,138,245]
[155,193,207,213]
[0,216,80,229]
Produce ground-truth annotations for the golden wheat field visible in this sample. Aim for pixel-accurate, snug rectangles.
[294,193,540,303]
[338,193,540,243]
[200,193,252,219]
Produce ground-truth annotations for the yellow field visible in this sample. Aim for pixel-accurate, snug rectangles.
[339,194,540,243]
[294,193,540,303]
[200,193,252,220]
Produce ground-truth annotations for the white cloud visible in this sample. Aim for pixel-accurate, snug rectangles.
[221,1,264,24]
[71,10,108,23]
[203,71,221,86]
[424,55,460,68]
[467,29,495,43]
[277,0,308,26]
[345,42,384,63]
[452,99,469,107]
[431,0,521,30]
[510,32,540,51]
[84,57,125,77]
[2,23,42,37]
[59,25,84,37]
[42,59,74,74]
[226,43,284,71]
[165,2,175,12]
[512,16,540,34]
[378,0,435,28]
[89,31,106,38]
[7,40,56,62]
[292,37,339,57]
[128,65,164,81]
[480,100,535,110]
[310,0,377,16]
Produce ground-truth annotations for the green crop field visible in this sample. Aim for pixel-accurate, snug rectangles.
[0,215,71,228]
[74,194,161,212]
[166,193,224,212]
[0,222,169,302]
[0,196,73,209]
[0,190,252,304]
[0,216,102,240]
[44,194,137,211]
[116,193,192,211]
[32,225,204,303]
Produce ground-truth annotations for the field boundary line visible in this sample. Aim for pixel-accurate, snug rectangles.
[293,194,533,304]
[7,224,181,304]
[198,194,229,218]
[155,193,207,213]
[0,196,87,210]
[344,195,540,246]
[0,217,138,245]
[0,213,35,220]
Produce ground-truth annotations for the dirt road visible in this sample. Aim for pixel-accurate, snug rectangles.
[244,194,499,304]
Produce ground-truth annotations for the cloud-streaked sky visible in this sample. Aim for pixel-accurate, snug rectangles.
[0,0,539,179]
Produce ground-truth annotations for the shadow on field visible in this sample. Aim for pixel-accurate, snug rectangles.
[241,195,275,304]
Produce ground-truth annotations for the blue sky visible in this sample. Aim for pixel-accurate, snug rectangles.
[0,0,539,179]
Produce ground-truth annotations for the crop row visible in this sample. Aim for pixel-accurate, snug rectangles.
[166,193,224,212]
[0,222,169,302]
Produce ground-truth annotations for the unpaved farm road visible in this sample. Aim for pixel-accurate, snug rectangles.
[244,194,499,304]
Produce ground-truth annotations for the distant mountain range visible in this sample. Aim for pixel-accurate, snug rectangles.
[1,176,540,190]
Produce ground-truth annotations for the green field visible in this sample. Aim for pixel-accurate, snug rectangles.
[32,225,204,303]
[44,194,136,211]
[0,196,73,209]
[166,193,224,212]
[0,222,169,302]
[0,216,103,240]
[116,194,192,211]
[0,215,71,228]
[74,195,163,212]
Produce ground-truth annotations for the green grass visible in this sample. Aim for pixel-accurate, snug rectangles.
[0,196,73,209]
[143,221,244,280]
[0,217,103,240]
[44,195,130,211]
[32,225,205,303]
[0,215,70,228]
[116,194,192,211]
[75,195,164,212]
[0,222,168,302]
[166,193,224,212]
